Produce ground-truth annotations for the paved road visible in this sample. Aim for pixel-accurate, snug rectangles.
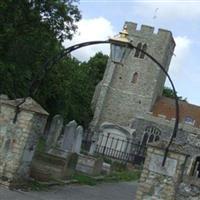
[0,181,138,200]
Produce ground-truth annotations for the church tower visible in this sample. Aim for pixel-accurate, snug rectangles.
[90,22,175,132]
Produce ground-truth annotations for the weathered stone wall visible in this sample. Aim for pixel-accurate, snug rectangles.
[176,176,200,200]
[131,113,200,171]
[136,142,188,200]
[76,154,103,175]
[90,21,175,131]
[0,96,48,186]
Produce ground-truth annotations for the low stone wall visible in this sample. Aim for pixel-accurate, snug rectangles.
[0,96,48,186]
[76,154,103,176]
[30,152,78,181]
[136,141,188,200]
[176,176,200,200]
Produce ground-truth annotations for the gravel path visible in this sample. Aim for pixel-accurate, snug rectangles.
[0,181,138,200]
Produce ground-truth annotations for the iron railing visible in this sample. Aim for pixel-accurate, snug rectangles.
[82,133,147,165]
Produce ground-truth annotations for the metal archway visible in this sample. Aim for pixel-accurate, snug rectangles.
[14,40,179,166]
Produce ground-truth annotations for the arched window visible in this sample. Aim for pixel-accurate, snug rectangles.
[140,44,147,59]
[141,126,161,146]
[131,72,138,83]
[148,134,154,143]
[191,156,200,178]
[184,116,195,125]
[134,43,142,57]
[141,132,149,146]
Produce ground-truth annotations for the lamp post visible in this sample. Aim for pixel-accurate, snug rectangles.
[109,27,131,64]
[13,26,179,166]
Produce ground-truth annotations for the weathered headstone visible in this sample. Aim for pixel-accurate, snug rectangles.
[76,154,103,176]
[61,120,77,151]
[46,115,63,151]
[73,125,83,153]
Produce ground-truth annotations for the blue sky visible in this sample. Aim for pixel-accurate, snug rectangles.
[64,0,200,106]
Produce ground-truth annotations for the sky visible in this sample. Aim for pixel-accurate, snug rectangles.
[64,0,200,106]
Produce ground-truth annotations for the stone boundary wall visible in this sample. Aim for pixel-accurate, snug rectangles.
[176,176,200,200]
[144,112,200,133]
[0,96,48,186]
[136,142,188,200]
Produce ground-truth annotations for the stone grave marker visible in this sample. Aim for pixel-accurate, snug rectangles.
[73,125,83,153]
[61,120,77,151]
[46,114,63,151]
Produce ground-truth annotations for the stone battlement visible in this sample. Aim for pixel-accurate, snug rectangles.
[125,21,172,36]
[145,112,200,132]
[125,21,175,45]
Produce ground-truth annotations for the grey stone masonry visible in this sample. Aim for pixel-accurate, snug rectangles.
[136,141,189,200]
[90,21,175,133]
[73,125,83,154]
[61,120,78,151]
[0,95,48,187]
[46,114,63,151]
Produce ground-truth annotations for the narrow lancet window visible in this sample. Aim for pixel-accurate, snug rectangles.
[131,72,138,83]
[140,44,147,59]
[134,42,142,57]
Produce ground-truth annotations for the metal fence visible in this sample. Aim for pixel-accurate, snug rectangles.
[82,133,147,165]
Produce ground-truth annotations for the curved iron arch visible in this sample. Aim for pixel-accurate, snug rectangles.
[14,39,179,166]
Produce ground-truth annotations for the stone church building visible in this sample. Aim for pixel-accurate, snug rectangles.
[90,21,200,178]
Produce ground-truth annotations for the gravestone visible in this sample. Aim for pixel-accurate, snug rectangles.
[73,125,83,153]
[61,120,77,151]
[46,115,63,151]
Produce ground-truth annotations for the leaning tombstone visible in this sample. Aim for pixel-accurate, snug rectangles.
[73,125,83,154]
[46,114,63,151]
[61,120,77,152]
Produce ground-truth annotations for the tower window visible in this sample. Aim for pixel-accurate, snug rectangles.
[134,43,147,59]
[140,44,147,59]
[131,72,138,83]
[134,43,142,58]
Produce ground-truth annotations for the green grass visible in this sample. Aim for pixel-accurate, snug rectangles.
[104,170,141,182]
[72,170,141,186]
[72,173,97,186]
[36,137,46,152]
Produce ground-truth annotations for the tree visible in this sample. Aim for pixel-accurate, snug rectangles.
[162,86,187,102]
[0,1,109,127]
[0,0,81,98]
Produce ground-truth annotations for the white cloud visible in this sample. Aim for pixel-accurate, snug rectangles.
[169,36,192,75]
[63,17,116,61]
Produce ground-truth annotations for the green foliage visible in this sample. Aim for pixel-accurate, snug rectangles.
[73,173,97,186]
[0,1,109,128]
[72,169,141,186]
[111,161,127,172]
[104,170,141,182]
[35,137,46,153]
[0,0,81,98]
[162,86,187,102]
[38,53,108,126]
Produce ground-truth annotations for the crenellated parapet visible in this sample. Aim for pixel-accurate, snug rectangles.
[125,21,175,46]
[143,112,200,134]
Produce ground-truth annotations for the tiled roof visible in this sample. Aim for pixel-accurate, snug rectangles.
[152,96,200,127]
